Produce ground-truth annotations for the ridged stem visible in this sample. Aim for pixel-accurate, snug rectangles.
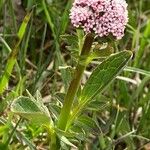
[57,34,94,130]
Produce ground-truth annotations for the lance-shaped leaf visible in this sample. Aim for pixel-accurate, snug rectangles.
[0,12,32,95]
[11,96,51,126]
[67,51,132,129]
[80,50,132,104]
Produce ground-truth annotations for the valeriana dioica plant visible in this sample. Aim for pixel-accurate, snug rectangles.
[11,0,132,149]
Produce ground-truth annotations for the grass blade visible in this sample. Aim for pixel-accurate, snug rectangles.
[0,12,32,95]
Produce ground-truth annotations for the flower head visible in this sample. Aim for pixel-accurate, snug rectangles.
[70,0,128,39]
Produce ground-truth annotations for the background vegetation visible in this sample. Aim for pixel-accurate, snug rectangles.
[0,0,150,149]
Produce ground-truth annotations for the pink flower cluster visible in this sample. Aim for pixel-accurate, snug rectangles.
[70,0,128,39]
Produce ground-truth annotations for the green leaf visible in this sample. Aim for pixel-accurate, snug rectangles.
[75,115,96,132]
[80,50,132,104]
[90,43,114,59]
[0,12,32,95]
[59,136,77,149]
[60,0,72,34]
[42,0,56,39]
[11,96,51,126]
[67,51,132,129]
[134,19,150,67]
[124,66,150,77]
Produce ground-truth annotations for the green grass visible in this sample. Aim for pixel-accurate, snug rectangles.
[0,0,150,149]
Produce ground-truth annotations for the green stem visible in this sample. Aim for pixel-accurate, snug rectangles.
[57,34,94,130]
[50,131,59,150]
[45,125,59,150]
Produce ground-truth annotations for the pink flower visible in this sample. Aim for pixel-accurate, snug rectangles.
[70,0,128,39]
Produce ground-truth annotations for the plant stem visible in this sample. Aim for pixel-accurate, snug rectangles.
[50,131,59,150]
[45,125,59,150]
[57,34,94,130]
